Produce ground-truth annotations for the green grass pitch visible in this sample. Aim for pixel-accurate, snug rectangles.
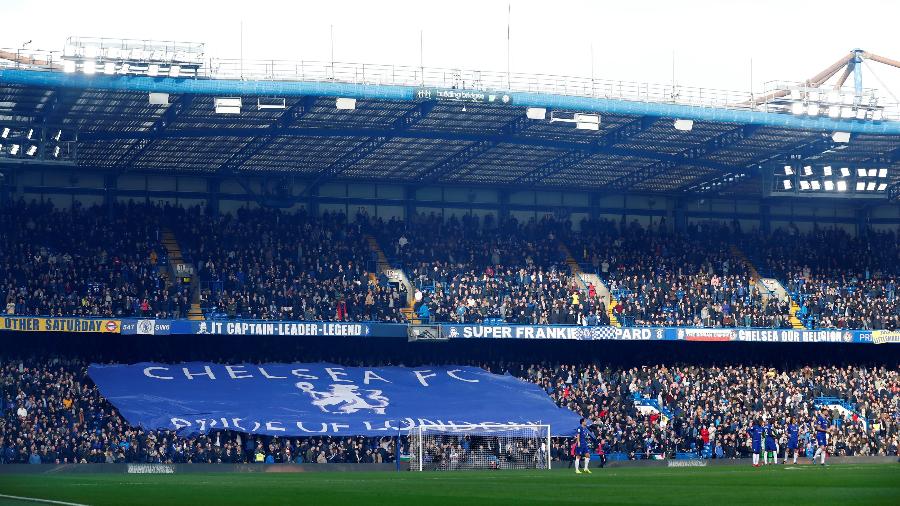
[0,464,897,506]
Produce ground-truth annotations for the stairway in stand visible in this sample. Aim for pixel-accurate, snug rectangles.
[160,228,204,321]
[558,242,620,328]
[364,235,419,324]
[730,244,805,329]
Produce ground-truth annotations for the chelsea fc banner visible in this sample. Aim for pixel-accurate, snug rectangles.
[88,362,581,437]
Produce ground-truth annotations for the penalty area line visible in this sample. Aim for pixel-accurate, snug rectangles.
[0,493,89,506]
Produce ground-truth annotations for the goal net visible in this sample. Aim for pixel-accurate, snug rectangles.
[408,424,551,471]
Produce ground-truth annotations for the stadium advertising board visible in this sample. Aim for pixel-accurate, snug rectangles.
[0,316,120,333]
[872,330,900,344]
[0,317,888,343]
[441,325,880,343]
[88,363,581,437]
[415,87,512,105]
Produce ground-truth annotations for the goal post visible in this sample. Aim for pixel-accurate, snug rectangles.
[408,423,551,471]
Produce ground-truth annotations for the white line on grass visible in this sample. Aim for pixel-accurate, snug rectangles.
[0,493,88,506]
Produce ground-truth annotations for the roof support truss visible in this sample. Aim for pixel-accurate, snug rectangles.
[114,95,193,170]
[513,116,657,185]
[300,100,435,194]
[415,115,530,183]
[608,124,759,191]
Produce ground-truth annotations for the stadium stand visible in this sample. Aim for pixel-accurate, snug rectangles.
[1,355,897,464]
[2,201,898,330]
[0,200,184,318]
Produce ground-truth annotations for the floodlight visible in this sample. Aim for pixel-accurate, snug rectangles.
[26,129,33,140]
[856,181,866,191]
[857,168,867,177]
[9,144,19,155]
[867,182,876,191]
[841,107,854,119]
[827,91,840,103]
[149,93,169,105]
[840,167,850,177]
[872,109,884,121]
[53,146,60,157]
[803,165,813,176]
[824,180,835,191]
[26,145,37,156]
[119,63,130,75]
[104,62,116,75]
[214,97,242,114]
[831,131,850,143]
[784,165,794,176]
[148,64,159,77]
[809,91,820,102]
[257,97,287,110]
[828,106,840,118]
[791,102,805,115]
[799,180,811,190]
[877,183,888,191]
[336,97,356,110]
[169,65,180,78]
[878,168,887,178]
[855,108,866,120]
[807,103,820,116]
[823,166,832,176]
[525,107,546,120]
[790,89,801,100]
[673,119,694,131]
[868,168,877,177]
[82,61,96,75]
[837,180,847,192]
[810,180,821,190]
[782,179,792,190]
[0,128,7,139]
[574,113,600,125]
[842,93,854,105]
[63,60,76,73]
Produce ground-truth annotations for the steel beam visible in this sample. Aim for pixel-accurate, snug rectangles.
[513,117,656,185]
[79,123,736,173]
[608,124,759,191]
[114,94,193,170]
[216,96,317,175]
[300,101,435,194]
[415,115,530,183]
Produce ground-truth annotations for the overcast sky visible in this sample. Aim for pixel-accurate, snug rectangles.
[4,0,899,98]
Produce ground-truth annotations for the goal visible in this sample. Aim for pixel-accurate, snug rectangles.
[408,424,551,471]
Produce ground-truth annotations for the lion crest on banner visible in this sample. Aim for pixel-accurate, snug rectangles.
[295,382,389,414]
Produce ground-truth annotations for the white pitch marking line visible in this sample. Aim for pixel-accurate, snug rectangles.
[0,493,89,506]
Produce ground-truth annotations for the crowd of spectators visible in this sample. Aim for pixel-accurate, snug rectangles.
[0,200,188,319]
[173,207,406,322]
[2,357,897,465]
[1,201,897,331]
[519,361,899,460]
[569,219,792,328]
[377,213,610,325]
[743,227,899,330]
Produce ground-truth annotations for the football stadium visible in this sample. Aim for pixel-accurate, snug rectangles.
[0,1,899,504]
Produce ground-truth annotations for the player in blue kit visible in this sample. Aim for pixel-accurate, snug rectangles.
[574,418,594,474]
[812,408,829,466]
[747,418,763,467]
[783,416,800,464]
[763,420,779,465]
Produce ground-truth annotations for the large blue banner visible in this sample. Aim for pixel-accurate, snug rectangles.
[88,363,581,437]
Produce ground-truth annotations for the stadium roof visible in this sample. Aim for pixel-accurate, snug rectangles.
[1,46,900,198]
